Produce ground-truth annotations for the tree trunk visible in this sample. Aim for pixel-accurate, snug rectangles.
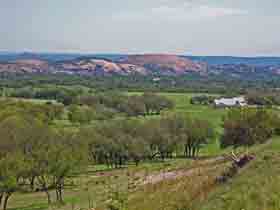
[56,188,59,202]
[29,176,35,191]
[39,176,52,205]
[119,157,122,168]
[105,157,110,168]
[160,152,165,161]
[187,145,192,158]
[184,145,188,157]
[56,180,64,203]
[0,192,3,207]
[44,188,52,204]
[3,193,11,210]
[191,147,196,158]
[59,183,63,203]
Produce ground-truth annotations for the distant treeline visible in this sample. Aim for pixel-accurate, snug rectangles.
[5,87,174,122]
[190,95,218,105]
[1,73,280,94]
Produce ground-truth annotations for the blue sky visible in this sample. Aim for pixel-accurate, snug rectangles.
[1,0,280,56]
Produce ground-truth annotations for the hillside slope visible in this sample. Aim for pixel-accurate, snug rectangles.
[127,138,280,210]
[0,54,206,76]
[122,54,207,75]
[199,139,280,210]
[0,53,280,77]
[0,59,51,73]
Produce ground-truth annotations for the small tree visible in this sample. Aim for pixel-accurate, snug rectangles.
[221,108,274,157]
[183,118,214,158]
[0,154,24,210]
[50,130,88,203]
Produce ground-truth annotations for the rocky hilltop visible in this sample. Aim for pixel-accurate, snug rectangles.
[0,54,206,76]
[1,53,279,77]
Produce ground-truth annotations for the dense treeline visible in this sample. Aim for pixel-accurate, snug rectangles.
[81,115,214,168]
[68,92,174,123]
[0,99,65,123]
[6,87,174,122]
[221,107,280,149]
[1,73,280,94]
[246,91,280,106]
[76,92,174,116]
[8,86,84,105]
[190,95,218,105]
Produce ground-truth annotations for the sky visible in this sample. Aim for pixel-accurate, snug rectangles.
[1,0,280,56]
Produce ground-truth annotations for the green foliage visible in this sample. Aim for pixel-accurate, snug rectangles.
[9,86,84,106]
[221,108,275,148]
[76,92,174,117]
[0,99,64,124]
[2,72,280,94]
[0,153,25,210]
[190,95,217,105]
[0,103,88,209]
[68,105,96,124]
[246,91,280,106]
[79,114,214,170]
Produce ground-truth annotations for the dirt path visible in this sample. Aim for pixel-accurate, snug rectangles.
[142,156,228,185]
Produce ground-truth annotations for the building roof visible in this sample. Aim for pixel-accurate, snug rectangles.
[214,97,246,106]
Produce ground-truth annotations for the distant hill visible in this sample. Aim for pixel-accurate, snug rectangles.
[0,52,126,62]
[120,54,207,75]
[54,57,147,75]
[0,54,206,76]
[0,52,280,77]
[1,52,280,66]
[186,56,280,66]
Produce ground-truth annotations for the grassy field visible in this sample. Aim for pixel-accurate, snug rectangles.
[162,92,225,155]
[127,92,224,128]
[10,159,197,210]
[8,92,279,210]
[8,97,60,105]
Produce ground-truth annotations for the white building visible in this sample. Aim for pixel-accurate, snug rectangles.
[214,96,247,107]
[152,77,161,82]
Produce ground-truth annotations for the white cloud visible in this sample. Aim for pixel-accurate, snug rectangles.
[113,2,248,22]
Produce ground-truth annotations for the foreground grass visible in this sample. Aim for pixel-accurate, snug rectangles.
[198,138,280,210]
[9,159,194,210]
[127,158,230,210]
[127,138,280,210]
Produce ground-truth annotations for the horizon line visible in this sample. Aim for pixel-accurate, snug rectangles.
[0,50,280,58]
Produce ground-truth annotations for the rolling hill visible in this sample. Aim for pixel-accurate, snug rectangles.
[0,52,280,77]
[0,54,206,76]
